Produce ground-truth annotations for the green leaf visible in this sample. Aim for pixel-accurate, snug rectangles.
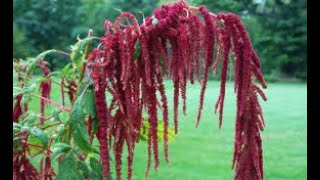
[76,77,96,118]
[55,152,86,180]
[133,40,142,60]
[51,143,72,160]
[21,112,37,126]
[89,157,103,176]
[53,124,67,142]
[27,126,49,148]
[52,108,61,122]
[77,161,90,178]
[92,118,99,136]
[13,87,23,99]
[60,63,72,75]
[69,97,92,153]
[26,50,56,75]
[70,37,96,69]
[20,94,31,107]
[13,122,22,133]
[140,119,175,142]
[13,83,36,99]
[82,85,96,119]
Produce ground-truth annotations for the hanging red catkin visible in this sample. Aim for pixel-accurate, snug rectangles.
[66,79,77,105]
[60,78,65,106]
[195,6,215,127]
[38,60,51,124]
[214,23,232,129]
[140,26,153,86]
[170,38,180,134]
[177,22,188,115]
[86,2,267,180]
[217,13,266,180]
[89,49,110,180]
[13,94,23,122]
[233,85,264,180]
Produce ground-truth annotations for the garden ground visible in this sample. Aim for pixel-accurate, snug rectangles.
[27,80,307,180]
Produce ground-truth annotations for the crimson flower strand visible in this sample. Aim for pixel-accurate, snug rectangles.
[11,1,268,180]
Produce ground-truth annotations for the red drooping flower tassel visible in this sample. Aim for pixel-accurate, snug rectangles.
[13,94,23,122]
[196,6,215,127]
[38,60,51,124]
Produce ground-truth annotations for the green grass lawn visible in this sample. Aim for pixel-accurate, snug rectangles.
[23,80,307,180]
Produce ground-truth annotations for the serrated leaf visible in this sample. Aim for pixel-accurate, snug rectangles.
[53,124,70,144]
[26,50,56,75]
[13,87,23,99]
[55,152,86,180]
[69,97,92,153]
[60,63,72,75]
[52,108,61,122]
[89,157,103,175]
[76,77,96,118]
[70,37,96,69]
[78,161,90,177]
[52,143,72,160]
[13,136,22,144]
[13,122,22,133]
[20,94,31,107]
[22,112,37,126]
[13,83,37,99]
[82,86,96,119]
[27,126,48,148]
[92,118,99,137]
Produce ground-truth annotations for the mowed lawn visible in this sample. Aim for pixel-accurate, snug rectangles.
[24,79,307,180]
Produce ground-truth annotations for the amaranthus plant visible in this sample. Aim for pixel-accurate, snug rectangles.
[13,1,267,180]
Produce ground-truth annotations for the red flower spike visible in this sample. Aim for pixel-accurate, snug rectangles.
[38,60,52,124]
[82,3,268,180]
[216,27,231,129]
[13,95,23,122]
[60,78,65,106]
[196,6,215,128]
[140,26,152,86]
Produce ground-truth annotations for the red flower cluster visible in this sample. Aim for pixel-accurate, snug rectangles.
[216,13,267,180]
[13,95,23,123]
[13,152,40,180]
[38,60,52,124]
[86,1,267,180]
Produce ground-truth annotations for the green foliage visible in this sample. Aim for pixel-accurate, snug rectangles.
[13,22,30,58]
[13,0,87,71]
[27,126,49,148]
[70,37,97,69]
[68,95,92,153]
[89,157,104,179]
[111,0,158,22]
[254,0,307,80]
[51,143,72,160]
[55,152,86,180]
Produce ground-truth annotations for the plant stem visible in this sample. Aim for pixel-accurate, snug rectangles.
[31,94,71,112]
[42,122,63,130]
[54,50,70,57]
[78,29,93,85]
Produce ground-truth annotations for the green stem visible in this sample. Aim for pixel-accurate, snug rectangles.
[78,29,94,85]
[31,94,71,112]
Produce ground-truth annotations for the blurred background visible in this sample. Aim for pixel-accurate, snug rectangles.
[13,0,306,82]
[13,0,307,179]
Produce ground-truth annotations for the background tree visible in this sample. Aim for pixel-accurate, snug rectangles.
[253,0,307,80]
[13,0,306,80]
